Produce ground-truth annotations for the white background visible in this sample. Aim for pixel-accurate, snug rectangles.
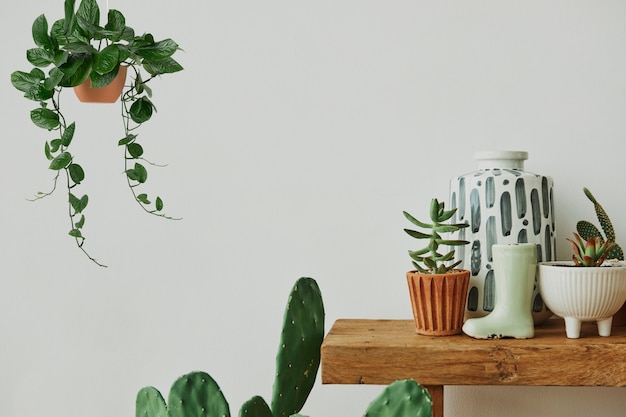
[2,1,626,416]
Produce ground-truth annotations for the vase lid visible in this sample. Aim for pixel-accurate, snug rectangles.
[475,151,528,169]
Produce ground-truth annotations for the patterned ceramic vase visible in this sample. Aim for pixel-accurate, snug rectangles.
[449,151,556,323]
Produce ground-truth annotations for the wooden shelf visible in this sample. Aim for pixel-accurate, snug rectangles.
[321,318,626,417]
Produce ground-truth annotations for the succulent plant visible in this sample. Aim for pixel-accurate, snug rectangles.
[576,187,624,261]
[403,198,470,274]
[566,233,616,267]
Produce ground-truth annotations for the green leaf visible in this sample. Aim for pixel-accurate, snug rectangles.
[137,193,151,204]
[89,66,119,88]
[69,193,88,213]
[438,208,458,222]
[75,214,85,229]
[58,54,93,87]
[32,14,54,50]
[127,143,144,158]
[137,39,179,60]
[62,42,97,54]
[404,229,431,240]
[437,239,470,246]
[44,68,65,90]
[61,122,76,146]
[129,97,154,124]
[64,0,76,35]
[424,257,437,269]
[403,211,432,229]
[44,142,53,161]
[69,228,83,238]
[118,134,137,146]
[27,48,54,67]
[11,71,40,93]
[50,139,62,153]
[155,197,163,211]
[76,0,100,35]
[143,57,183,76]
[93,44,120,74]
[69,163,85,184]
[24,84,54,102]
[434,224,465,233]
[12,70,54,102]
[429,199,440,222]
[104,9,125,40]
[51,19,68,44]
[31,108,60,130]
[49,151,72,170]
[126,162,147,183]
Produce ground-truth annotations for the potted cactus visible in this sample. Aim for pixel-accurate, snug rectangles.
[538,188,626,338]
[538,235,626,338]
[403,198,470,336]
[10,0,183,266]
[577,187,626,325]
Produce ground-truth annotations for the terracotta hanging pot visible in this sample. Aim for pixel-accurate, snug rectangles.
[73,65,128,103]
[406,269,470,336]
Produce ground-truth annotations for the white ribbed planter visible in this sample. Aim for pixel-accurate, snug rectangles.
[538,262,626,338]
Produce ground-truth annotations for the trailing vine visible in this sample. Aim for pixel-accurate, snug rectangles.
[11,0,183,266]
[119,66,180,219]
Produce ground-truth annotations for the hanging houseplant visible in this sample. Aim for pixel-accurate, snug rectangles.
[10,0,183,266]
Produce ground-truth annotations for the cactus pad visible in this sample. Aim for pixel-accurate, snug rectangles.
[363,380,432,417]
[271,277,325,417]
[239,396,272,417]
[136,386,167,417]
[168,371,230,417]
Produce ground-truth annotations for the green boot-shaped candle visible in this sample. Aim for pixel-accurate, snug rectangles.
[463,244,536,339]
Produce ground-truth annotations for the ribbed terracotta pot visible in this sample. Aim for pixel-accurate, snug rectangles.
[73,65,128,103]
[406,269,470,336]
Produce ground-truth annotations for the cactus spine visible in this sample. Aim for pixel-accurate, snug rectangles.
[576,188,624,261]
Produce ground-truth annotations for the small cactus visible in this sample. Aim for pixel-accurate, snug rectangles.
[271,278,325,417]
[167,371,230,417]
[239,396,272,417]
[136,386,167,417]
[576,187,624,261]
[566,233,615,267]
[404,198,469,274]
[363,379,432,417]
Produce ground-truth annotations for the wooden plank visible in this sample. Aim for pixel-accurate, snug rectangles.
[321,319,626,387]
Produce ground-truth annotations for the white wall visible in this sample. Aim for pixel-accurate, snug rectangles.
[2,1,626,416]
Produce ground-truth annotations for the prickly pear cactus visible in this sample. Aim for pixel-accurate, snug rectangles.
[168,371,230,417]
[136,386,167,417]
[363,380,432,417]
[239,396,273,417]
[136,371,230,417]
[271,277,325,417]
[577,188,624,261]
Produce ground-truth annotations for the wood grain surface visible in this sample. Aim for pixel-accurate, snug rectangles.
[321,318,626,387]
